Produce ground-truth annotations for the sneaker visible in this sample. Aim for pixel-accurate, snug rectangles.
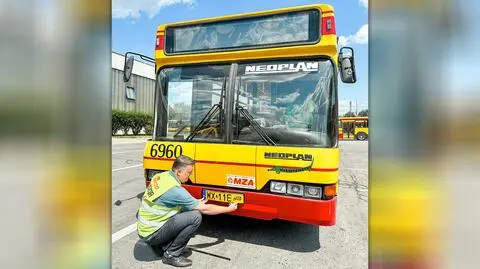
[162,252,192,267]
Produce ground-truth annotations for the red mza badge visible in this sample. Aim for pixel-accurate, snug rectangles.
[226,175,256,189]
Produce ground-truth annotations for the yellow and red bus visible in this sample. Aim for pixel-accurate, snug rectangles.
[123,3,357,226]
[338,116,369,140]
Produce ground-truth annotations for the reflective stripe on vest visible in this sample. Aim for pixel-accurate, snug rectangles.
[142,201,169,215]
[137,209,180,228]
[137,215,163,227]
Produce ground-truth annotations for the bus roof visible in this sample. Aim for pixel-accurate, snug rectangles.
[339,117,369,121]
[153,3,338,71]
[157,4,333,29]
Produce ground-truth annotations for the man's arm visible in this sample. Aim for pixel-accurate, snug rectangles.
[194,201,238,215]
[165,187,238,215]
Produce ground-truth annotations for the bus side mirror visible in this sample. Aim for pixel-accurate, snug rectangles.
[123,56,134,82]
[338,47,357,84]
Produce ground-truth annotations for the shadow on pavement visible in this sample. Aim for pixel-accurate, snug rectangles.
[132,191,320,254]
[133,240,193,262]
[133,240,161,262]
[189,237,225,249]
[194,214,321,253]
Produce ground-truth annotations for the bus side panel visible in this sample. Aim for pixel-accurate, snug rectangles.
[143,141,197,183]
[355,127,368,136]
[194,143,256,189]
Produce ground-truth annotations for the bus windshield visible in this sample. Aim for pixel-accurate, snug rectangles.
[154,59,336,147]
[234,59,335,147]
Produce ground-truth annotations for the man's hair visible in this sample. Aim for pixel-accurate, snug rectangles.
[172,155,195,171]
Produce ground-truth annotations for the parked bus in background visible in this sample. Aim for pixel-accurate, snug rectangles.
[339,116,368,140]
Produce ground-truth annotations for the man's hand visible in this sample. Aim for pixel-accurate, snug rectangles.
[228,203,238,212]
[195,200,238,215]
[199,197,208,204]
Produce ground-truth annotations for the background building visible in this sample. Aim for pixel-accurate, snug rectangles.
[111,52,155,114]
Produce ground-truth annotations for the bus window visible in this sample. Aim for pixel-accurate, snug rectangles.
[155,64,230,142]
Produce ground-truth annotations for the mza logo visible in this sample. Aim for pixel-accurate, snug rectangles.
[227,175,255,189]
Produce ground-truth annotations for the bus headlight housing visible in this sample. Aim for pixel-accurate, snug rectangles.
[287,183,304,196]
[270,181,286,193]
[304,186,322,198]
[269,181,330,200]
[146,169,162,181]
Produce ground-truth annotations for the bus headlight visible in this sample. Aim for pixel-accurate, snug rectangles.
[146,169,162,181]
[287,183,304,196]
[304,186,322,198]
[270,181,286,193]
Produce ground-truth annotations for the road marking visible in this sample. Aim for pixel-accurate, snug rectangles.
[112,164,142,172]
[112,223,137,243]
[112,141,147,145]
[112,150,144,155]
[343,168,368,172]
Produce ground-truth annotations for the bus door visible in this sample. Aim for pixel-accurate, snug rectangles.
[341,120,355,139]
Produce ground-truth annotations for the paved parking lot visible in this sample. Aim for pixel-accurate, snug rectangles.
[112,138,368,269]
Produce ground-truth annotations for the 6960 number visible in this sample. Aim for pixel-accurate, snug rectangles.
[150,144,183,158]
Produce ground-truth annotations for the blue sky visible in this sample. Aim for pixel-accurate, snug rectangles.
[112,0,369,114]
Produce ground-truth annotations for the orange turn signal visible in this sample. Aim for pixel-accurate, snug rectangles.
[324,184,337,197]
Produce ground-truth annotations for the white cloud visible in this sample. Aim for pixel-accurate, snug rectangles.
[337,36,349,47]
[338,24,368,47]
[168,82,193,105]
[338,100,352,115]
[359,0,368,9]
[112,0,196,19]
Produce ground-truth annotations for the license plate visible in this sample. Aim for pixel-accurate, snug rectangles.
[202,189,244,204]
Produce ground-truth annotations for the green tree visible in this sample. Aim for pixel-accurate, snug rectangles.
[358,109,368,117]
[343,111,356,117]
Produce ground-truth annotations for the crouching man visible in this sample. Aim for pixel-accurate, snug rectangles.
[136,155,238,267]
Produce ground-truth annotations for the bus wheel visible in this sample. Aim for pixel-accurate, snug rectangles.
[356,132,368,141]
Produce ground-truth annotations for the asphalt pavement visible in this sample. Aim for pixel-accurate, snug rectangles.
[112,138,368,269]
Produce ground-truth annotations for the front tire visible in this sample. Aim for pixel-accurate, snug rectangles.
[356,132,368,141]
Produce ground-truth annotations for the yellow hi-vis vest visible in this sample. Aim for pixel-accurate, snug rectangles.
[137,171,182,238]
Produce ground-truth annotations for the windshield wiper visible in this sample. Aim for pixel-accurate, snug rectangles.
[172,125,188,138]
[236,106,276,146]
[185,104,221,141]
[185,78,227,142]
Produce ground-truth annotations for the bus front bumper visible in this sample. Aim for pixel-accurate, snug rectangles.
[183,184,336,226]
